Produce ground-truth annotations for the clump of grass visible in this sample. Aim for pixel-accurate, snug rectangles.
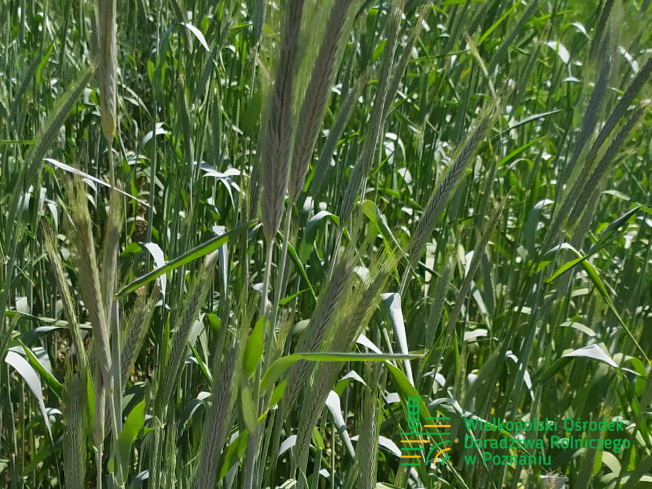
[543,51,652,255]
[159,251,219,408]
[4,2,652,489]
[585,52,652,166]
[406,103,499,278]
[0,64,95,356]
[569,102,648,228]
[310,70,369,195]
[69,181,114,489]
[294,255,396,481]
[339,0,405,224]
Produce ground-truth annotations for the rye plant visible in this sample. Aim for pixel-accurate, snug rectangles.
[1,1,652,489]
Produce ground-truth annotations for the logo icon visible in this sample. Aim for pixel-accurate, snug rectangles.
[400,396,451,468]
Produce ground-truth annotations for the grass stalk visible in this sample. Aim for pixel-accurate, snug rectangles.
[159,251,219,407]
[402,104,498,292]
[63,371,88,489]
[268,206,293,351]
[339,0,405,224]
[311,71,369,195]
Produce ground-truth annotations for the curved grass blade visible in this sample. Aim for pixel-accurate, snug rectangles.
[261,352,422,394]
[20,341,63,399]
[116,220,256,297]
[44,158,150,207]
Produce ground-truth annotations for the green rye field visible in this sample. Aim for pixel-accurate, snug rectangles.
[1,0,651,488]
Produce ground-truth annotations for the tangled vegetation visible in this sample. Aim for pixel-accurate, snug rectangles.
[1,0,651,488]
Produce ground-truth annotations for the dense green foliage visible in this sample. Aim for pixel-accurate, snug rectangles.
[1,0,651,488]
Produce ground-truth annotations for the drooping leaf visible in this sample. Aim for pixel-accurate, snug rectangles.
[325,391,355,458]
[380,293,414,385]
[117,221,256,297]
[546,40,570,63]
[5,351,54,443]
[562,344,619,369]
[20,342,62,399]
[180,22,210,52]
[298,211,339,263]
